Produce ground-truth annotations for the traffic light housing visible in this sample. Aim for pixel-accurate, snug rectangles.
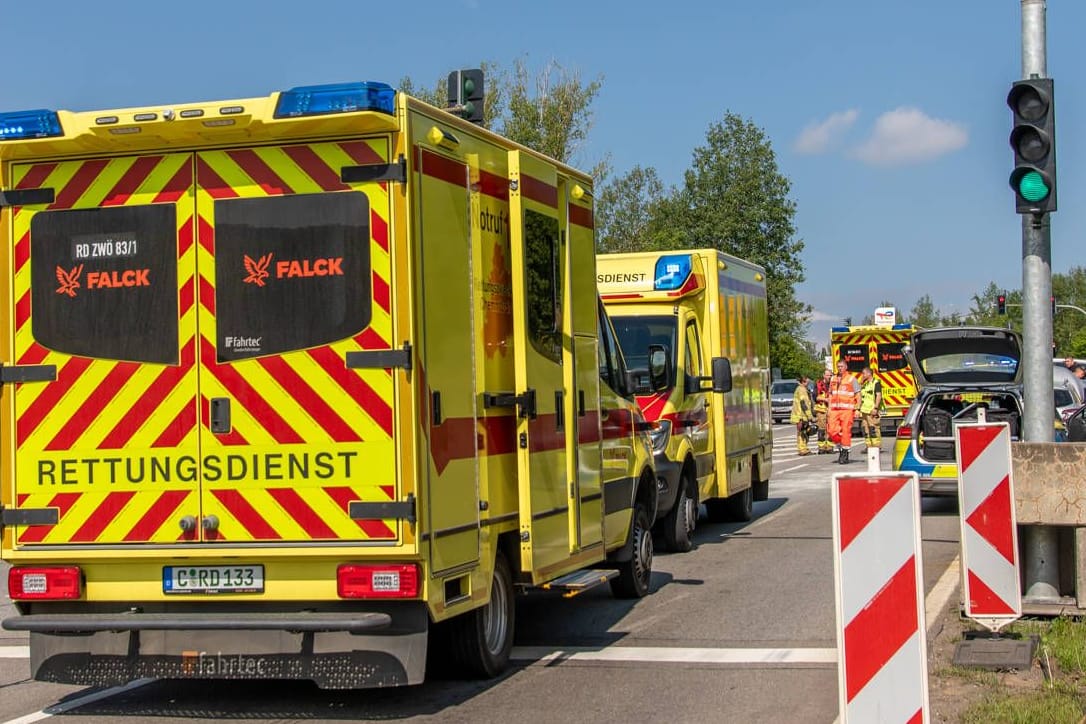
[448,69,484,124]
[1008,78,1056,214]
[997,293,1007,315]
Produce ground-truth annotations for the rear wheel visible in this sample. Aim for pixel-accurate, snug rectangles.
[705,486,753,523]
[445,552,515,678]
[752,478,769,502]
[662,474,697,552]
[611,504,653,598]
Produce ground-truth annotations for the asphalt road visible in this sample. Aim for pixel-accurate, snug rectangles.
[0,426,961,723]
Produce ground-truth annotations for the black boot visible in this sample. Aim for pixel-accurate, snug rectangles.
[837,448,847,464]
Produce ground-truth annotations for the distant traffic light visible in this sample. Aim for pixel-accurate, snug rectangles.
[997,293,1007,315]
[1008,78,1057,214]
[448,69,485,124]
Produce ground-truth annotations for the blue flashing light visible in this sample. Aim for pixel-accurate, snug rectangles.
[0,109,63,141]
[892,323,912,330]
[274,81,395,119]
[831,327,849,332]
[654,254,692,291]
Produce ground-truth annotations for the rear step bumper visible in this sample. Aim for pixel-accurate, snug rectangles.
[5,603,428,689]
[3,611,391,634]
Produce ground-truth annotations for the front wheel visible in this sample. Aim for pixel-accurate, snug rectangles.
[662,475,697,552]
[445,551,515,678]
[611,504,653,598]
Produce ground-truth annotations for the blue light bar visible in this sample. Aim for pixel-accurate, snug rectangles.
[654,254,692,291]
[892,323,912,330]
[0,109,63,141]
[831,327,848,332]
[274,81,395,119]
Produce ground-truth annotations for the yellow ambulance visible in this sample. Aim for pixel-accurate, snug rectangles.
[598,250,772,551]
[0,77,657,689]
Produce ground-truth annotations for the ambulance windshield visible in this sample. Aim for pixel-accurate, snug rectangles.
[610,315,677,387]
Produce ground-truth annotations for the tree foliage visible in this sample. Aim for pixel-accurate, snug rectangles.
[908,294,941,328]
[595,166,668,253]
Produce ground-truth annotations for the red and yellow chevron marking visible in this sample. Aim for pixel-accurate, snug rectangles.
[194,140,399,543]
[12,154,199,545]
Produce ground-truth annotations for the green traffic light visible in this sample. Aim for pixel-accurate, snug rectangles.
[1018,171,1050,202]
[463,78,476,95]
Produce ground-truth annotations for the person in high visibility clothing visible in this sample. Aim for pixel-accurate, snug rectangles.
[814,368,833,453]
[858,366,883,450]
[790,374,814,455]
[827,360,860,464]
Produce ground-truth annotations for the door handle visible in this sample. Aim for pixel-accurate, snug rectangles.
[210,398,231,434]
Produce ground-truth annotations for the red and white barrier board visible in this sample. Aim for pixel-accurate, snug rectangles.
[955,422,1021,631]
[832,472,929,723]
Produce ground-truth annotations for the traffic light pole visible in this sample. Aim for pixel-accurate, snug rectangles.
[1019,0,1061,603]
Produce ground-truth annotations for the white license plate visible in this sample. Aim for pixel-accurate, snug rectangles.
[163,565,264,594]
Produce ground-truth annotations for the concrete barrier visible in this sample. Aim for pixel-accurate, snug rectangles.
[1012,442,1086,525]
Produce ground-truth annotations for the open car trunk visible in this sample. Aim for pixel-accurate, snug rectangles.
[918,391,1022,462]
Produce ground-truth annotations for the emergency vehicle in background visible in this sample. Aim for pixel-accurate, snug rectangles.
[829,307,918,431]
[597,250,772,551]
[0,75,660,689]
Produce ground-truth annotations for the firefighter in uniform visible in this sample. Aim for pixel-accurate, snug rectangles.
[814,368,833,453]
[790,374,814,455]
[827,360,860,464]
[859,366,883,450]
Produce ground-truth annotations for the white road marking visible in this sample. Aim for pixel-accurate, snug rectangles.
[778,464,810,474]
[1,679,154,724]
[0,646,29,658]
[512,645,837,665]
[925,555,961,633]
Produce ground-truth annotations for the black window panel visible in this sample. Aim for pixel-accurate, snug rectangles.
[30,204,179,364]
[214,192,371,362]
[524,209,561,363]
[877,343,908,371]
[840,345,868,372]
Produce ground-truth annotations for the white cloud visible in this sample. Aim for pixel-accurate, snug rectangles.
[850,107,968,166]
[793,109,859,155]
[808,309,841,322]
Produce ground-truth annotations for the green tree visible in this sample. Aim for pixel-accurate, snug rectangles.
[968,282,1019,329]
[651,112,809,372]
[595,166,669,252]
[908,294,942,328]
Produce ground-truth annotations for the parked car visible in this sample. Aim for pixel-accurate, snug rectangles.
[770,378,799,424]
[1053,363,1085,420]
[892,327,1023,496]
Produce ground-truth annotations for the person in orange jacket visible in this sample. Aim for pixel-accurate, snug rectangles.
[827,360,860,464]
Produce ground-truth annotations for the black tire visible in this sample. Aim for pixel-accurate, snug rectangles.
[610,504,653,598]
[662,474,697,552]
[706,486,753,523]
[445,552,515,679]
[752,478,769,502]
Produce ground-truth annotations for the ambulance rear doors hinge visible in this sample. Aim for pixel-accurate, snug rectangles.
[0,187,56,208]
[483,389,536,419]
[1,505,59,529]
[341,155,406,184]
[349,494,416,525]
[0,363,57,384]
[346,343,412,374]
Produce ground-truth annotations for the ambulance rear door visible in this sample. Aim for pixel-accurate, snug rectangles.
[194,139,402,544]
[10,152,200,546]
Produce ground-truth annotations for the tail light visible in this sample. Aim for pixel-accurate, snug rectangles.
[337,563,419,599]
[896,424,913,439]
[8,566,82,600]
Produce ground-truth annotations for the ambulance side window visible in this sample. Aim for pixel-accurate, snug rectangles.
[213,192,371,362]
[524,209,562,363]
[597,304,624,395]
[684,321,702,377]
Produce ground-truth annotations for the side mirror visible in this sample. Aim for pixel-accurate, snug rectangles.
[709,357,732,393]
[648,344,671,392]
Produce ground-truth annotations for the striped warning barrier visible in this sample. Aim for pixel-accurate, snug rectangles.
[832,472,929,723]
[955,422,1021,630]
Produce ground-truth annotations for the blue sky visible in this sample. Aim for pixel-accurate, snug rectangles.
[4,1,1082,347]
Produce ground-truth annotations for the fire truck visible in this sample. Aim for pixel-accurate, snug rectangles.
[829,308,918,430]
[597,250,772,551]
[0,76,658,689]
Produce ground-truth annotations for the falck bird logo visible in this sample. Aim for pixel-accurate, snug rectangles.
[243,253,273,286]
[55,264,84,297]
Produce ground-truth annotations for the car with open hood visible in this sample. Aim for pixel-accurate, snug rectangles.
[892,327,1022,496]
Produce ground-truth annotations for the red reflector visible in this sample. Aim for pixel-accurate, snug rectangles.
[897,424,913,439]
[8,566,82,600]
[337,563,419,599]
